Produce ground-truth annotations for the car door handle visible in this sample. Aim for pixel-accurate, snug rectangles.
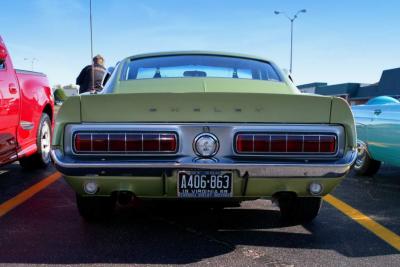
[374,109,382,115]
[9,83,17,94]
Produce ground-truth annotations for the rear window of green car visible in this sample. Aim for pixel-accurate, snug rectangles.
[120,55,282,81]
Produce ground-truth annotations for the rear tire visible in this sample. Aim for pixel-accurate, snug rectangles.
[76,194,114,221]
[278,196,322,225]
[353,141,381,176]
[19,113,52,170]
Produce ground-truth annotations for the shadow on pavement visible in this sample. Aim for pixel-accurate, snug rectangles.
[0,163,56,203]
[0,188,398,265]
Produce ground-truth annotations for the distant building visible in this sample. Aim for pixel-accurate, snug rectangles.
[297,82,327,94]
[62,84,78,97]
[298,67,400,105]
[53,84,78,97]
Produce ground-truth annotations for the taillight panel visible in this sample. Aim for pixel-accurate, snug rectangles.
[65,124,344,159]
[235,133,337,155]
[73,132,178,154]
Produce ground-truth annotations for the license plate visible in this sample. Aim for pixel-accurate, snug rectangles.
[177,170,233,198]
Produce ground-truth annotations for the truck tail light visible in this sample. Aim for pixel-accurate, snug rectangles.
[235,133,337,154]
[74,132,177,154]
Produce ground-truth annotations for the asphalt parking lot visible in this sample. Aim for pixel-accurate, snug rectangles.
[0,163,399,266]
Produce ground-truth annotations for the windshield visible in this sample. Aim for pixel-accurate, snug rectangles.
[121,55,282,81]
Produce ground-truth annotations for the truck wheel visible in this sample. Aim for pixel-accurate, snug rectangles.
[353,141,381,176]
[76,194,114,221]
[278,196,322,225]
[19,113,52,170]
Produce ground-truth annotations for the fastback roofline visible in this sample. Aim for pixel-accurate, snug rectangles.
[124,51,274,64]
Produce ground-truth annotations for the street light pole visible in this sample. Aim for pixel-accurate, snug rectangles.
[290,19,293,73]
[274,9,306,74]
[89,0,95,92]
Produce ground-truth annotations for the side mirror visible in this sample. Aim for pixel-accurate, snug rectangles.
[0,43,7,61]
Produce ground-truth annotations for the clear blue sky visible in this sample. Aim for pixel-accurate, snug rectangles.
[1,0,399,86]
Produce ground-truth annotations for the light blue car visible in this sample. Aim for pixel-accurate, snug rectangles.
[352,96,400,175]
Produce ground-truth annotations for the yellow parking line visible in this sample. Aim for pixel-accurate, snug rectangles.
[0,172,62,218]
[324,194,400,251]
[1,172,399,252]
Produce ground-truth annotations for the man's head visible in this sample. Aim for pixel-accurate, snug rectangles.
[93,54,104,65]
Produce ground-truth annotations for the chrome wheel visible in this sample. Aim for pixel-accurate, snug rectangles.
[19,114,52,169]
[354,141,367,170]
[40,121,51,162]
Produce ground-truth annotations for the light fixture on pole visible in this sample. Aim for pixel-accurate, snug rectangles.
[24,58,38,71]
[274,9,306,74]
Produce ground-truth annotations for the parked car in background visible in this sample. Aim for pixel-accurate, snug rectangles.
[51,51,356,224]
[352,96,400,175]
[0,36,54,169]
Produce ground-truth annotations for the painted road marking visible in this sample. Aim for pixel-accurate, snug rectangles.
[0,172,61,218]
[1,171,399,252]
[324,194,400,251]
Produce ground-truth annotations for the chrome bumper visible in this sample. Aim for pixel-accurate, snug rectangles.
[51,149,357,178]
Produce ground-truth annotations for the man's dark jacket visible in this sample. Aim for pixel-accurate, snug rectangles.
[76,63,106,94]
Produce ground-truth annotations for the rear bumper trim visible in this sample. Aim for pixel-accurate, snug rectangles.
[51,149,356,178]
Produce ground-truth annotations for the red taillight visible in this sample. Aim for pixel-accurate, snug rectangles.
[304,135,319,152]
[143,134,159,152]
[236,134,253,152]
[160,134,177,152]
[320,135,336,153]
[109,134,125,151]
[271,135,286,152]
[287,135,303,152]
[126,134,142,151]
[74,132,177,154]
[75,133,91,152]
[92,134,108,151]
[254,135,269,152]
[235,133,336,154]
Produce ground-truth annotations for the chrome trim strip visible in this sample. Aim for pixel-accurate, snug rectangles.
[20,121,34,130]
[64,123,345,159]
[234,133,338,155]
[73,131,178,155]
[318,135,321,152]
[51,149,357,178]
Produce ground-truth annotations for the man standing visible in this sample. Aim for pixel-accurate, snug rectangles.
[76,55,106,94]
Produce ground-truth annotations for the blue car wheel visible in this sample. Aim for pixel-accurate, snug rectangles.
[354,140,381,176]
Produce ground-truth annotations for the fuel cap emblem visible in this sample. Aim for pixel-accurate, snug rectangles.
[193,133,219,157]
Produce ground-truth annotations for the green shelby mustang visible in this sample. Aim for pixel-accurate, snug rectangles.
[51,51,356,224]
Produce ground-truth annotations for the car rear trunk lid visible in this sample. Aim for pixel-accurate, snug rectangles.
[80,92,333,123]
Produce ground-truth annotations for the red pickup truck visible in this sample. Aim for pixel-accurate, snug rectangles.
[0,36,54,169]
